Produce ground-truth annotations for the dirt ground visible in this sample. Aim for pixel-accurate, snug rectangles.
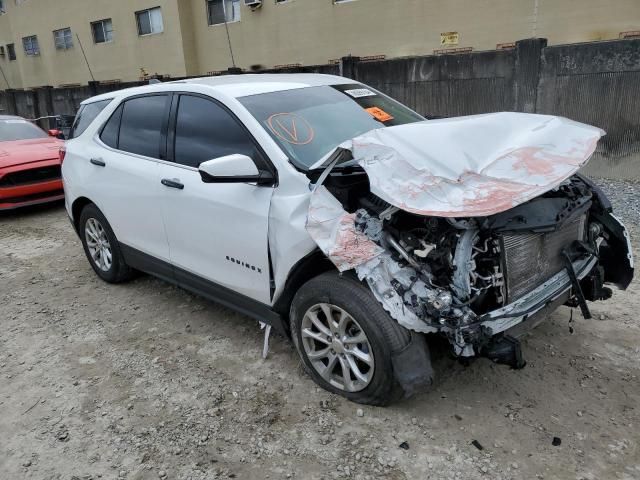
[1,195,638,480]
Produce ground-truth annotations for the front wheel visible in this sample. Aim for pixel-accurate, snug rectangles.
[290,272,431,405]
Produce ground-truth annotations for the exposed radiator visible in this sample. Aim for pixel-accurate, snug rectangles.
[502,215,586,302]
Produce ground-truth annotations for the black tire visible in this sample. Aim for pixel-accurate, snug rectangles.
[79,203,134,283]
[290,271,420,406]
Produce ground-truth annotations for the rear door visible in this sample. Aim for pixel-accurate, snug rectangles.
[85,94,172,269]
[157,93,275,304]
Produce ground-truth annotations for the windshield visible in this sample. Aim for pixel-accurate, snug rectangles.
[239,84,424,169]
[0,118,48,142]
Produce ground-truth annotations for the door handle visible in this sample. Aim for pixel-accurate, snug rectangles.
[90,158,106,167]
[161,178,184,190]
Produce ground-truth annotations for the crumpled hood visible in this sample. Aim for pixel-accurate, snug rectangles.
[345,112,604,217]
[0,138,63,169]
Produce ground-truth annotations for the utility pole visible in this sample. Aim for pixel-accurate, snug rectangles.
[0,62,10,89]
[223,6,237,69]
[76,33,96,82]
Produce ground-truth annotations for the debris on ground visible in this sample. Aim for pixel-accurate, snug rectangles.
[471,440,484,451]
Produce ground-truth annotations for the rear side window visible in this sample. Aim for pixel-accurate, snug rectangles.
[100,104,123,148]
[69,99,112,139]
[173,94,263,168]
[108,95,168,159]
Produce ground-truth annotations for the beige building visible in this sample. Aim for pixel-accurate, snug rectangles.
[0,0,639,89]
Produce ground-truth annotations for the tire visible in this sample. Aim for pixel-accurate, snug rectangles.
[290,271,423,406]
[79,203,134,283]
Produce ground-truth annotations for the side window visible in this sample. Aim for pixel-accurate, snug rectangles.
[7,43,16,61]
[91,19,113,44]
[100,103,123,148]
[136,7,163,35]
[118,95,168,159]
[69,99,112,139]
[173,95,262,168]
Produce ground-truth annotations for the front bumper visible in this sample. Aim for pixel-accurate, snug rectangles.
[0,180,64,210]
[0,159,63,211]
[450,210,633,358]
[479,253,598,337]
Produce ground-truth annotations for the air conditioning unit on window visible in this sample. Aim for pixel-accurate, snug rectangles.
[244,0,262,7]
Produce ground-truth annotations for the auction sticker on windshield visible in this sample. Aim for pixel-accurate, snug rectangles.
[365,106,394,122]
[344,88,377,98]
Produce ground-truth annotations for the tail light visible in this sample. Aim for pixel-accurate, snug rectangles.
[59,146,66,164]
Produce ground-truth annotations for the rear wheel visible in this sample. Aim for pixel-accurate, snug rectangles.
[79,203,134,283]
[290,271,426,405]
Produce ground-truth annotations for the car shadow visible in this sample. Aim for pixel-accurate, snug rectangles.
[0,199,66,221]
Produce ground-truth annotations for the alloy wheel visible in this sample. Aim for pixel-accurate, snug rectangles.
[300,303,375,392]
[85,218,112,272]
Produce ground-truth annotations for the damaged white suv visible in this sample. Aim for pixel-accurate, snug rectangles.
[63,74,634,405]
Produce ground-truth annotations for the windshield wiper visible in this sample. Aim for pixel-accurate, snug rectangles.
[307,147,363,184]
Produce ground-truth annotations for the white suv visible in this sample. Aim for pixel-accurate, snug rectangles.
[63,74,633,405]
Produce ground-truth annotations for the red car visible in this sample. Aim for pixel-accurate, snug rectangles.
[0,115,65,211]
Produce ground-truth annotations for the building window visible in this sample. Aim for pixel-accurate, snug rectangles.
[7,43,16,60]
[207,0,240,26]
[53,28,73,50]
[91,19,114,44]
[22,35,40,56]
[136,7,163,36]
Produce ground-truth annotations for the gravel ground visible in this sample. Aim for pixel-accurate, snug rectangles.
[1,179,639,480]
[595,179,640,234]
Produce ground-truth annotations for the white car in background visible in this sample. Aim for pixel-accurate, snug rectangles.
[62,74,633,405]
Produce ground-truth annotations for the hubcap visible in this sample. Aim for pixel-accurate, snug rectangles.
[300,303,374,392]
[85,218,112,272]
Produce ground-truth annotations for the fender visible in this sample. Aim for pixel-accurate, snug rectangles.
[577,174,634,289]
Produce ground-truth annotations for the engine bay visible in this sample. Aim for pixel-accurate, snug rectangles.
[313,168,621,358]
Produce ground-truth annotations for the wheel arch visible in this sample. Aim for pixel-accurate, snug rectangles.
[71,196,95,235]
[272,249,337,334]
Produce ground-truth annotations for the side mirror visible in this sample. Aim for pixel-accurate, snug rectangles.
[48,129,64,139]
[198,154,275,186]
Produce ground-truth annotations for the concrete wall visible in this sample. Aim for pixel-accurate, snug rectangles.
[1,37,639,179]
[0,0,639,87]
[355,49,518,117]
[354,38,640,179]
[537,39,640,179]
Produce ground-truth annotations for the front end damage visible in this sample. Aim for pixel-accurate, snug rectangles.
[305,113,634,367]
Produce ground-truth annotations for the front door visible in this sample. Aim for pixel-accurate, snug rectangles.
[158,94,275,304]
